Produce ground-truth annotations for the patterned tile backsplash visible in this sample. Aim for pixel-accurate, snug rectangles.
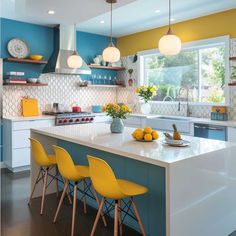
[3,38,236,120]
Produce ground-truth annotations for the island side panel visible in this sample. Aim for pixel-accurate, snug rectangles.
[58,140,166,236]
[169,146,236,236]
[30,131,58,198]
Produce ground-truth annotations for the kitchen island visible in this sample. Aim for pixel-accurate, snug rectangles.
[30,123,236,236]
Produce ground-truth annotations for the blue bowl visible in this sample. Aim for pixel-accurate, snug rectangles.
[92,105,102,113]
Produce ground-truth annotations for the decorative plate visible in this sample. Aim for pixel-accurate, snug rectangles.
[162,140,190,147]
[7,38,29,59]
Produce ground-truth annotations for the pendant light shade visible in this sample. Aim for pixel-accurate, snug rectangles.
[103,43,120,63]
[67,24,83,68]
[103,0,120,63]
[67,52,83,69]
[158,29,181,55]
[158,0,181,56]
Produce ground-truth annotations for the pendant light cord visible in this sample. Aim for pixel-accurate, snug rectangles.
[74,23,77,53]
[168,0,171,30]
[110,1,113,45]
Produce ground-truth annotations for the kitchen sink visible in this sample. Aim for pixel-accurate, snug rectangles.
[146,116,191,134]
[158,116,191,121]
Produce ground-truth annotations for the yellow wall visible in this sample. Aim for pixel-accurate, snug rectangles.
[117,9,236,56]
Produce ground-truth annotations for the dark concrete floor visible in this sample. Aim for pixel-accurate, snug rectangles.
[1,169,141,236]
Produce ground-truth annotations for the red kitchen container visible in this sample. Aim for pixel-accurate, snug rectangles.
[72,106,81,113]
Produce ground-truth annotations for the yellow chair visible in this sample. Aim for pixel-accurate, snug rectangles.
[52,145,107,236]
[28,138,72,215]
[88,155,148,236]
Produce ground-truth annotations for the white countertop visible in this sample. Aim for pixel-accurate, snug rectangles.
[31,123,236,168]
[3,115,55,121]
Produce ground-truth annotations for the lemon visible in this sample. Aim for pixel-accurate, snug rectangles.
[135,130,144,140]
[144,127,153,134]
[144,133,152,141]
[151,130,159,140]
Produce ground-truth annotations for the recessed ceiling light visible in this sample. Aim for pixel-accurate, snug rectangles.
[48,10,55,15]
[100,20,105,24]
[155,9,161,13]
[170,18,175,22]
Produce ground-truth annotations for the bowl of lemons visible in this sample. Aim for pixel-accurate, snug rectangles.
[132,127,159,142]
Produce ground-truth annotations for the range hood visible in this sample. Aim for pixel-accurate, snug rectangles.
[43,25,91,75]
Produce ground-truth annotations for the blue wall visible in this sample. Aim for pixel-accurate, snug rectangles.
[1,18,117,80]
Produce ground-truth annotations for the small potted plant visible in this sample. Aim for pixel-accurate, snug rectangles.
[135,85,157,114]
[102,103,132,133]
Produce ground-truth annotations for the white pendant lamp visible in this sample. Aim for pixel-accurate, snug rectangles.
[67,24,83,68]
[158,0,181,55]
[102,0,120,63]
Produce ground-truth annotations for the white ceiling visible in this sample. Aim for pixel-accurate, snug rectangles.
[1,0,236,37]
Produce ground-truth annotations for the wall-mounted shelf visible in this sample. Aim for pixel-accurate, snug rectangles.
[3,82,48,87]
[89,65,125,71]
[4,58,48,64]
[79,84,125,88]
[229,57,236,61]
[228,83,236,86]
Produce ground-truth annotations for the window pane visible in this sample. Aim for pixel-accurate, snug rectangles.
[144,51,199,102]
[200,46,225,103]
[143,44,226,103]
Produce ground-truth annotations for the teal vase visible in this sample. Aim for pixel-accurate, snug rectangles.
[110,118,124,133]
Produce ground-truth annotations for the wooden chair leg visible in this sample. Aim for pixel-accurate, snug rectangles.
[91,184,107,227]
[55,166,59,197]
[118,200,123,236]
[28,168,41,205]
[131,199,147,236]
[63,178,72,204]
[40,168,49,215]
[83,179,87,214]
[114,201,119,236]
[71,183,77,236]
[53,180,69,223]
[90,198,105,236]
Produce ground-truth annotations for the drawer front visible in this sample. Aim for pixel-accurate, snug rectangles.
[13,130,30,148]
[12,148,30,168]
[228,127,236,142]
[13,119,54,131]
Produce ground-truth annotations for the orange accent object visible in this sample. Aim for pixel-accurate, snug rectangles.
[212,106,227,114]
[22,98,39,116]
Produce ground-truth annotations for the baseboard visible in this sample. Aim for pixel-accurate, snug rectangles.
[0,162,6,169]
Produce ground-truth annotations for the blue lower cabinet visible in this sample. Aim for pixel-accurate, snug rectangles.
[58,140,166,236]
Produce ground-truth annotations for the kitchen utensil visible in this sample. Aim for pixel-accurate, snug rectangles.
[29,55,43,60]
[8,38,29,58]
[72,106,81,113]
[53,103,59,113]
[22,98,39,117]
[27,78,38,83]
[92,105,102,113]
[162,140,190,147]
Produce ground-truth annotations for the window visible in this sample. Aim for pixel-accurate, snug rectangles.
[139,36,229,104]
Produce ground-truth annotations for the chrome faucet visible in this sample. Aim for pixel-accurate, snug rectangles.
[178,87,192,117]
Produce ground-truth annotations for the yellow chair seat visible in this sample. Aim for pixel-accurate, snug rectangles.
[75,165,90,178]
[47,154,57,164]
[117,179,148,197]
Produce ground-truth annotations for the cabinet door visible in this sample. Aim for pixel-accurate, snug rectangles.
[13,130,30,148]
[227,127,236,142]
[12,148,30,168]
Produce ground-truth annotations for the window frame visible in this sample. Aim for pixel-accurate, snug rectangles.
[137,35,230,106]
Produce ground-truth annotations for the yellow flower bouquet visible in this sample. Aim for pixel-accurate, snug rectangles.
[102,103,132,119]
[135,85,157,103]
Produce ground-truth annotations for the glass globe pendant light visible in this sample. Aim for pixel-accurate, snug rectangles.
[158,0,181,55]
[67,24,83,68]
[102,0,120,63]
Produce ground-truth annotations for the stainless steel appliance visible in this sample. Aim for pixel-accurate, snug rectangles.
[194,123,227,141]
[44,111,95,126]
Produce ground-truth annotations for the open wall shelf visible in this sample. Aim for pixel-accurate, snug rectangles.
[3,82,48,87]
[4,58,48,64]
[89,65,125,71]
[229,57,236,61]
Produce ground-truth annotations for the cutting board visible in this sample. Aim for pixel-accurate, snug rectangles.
[22,98,39,117]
